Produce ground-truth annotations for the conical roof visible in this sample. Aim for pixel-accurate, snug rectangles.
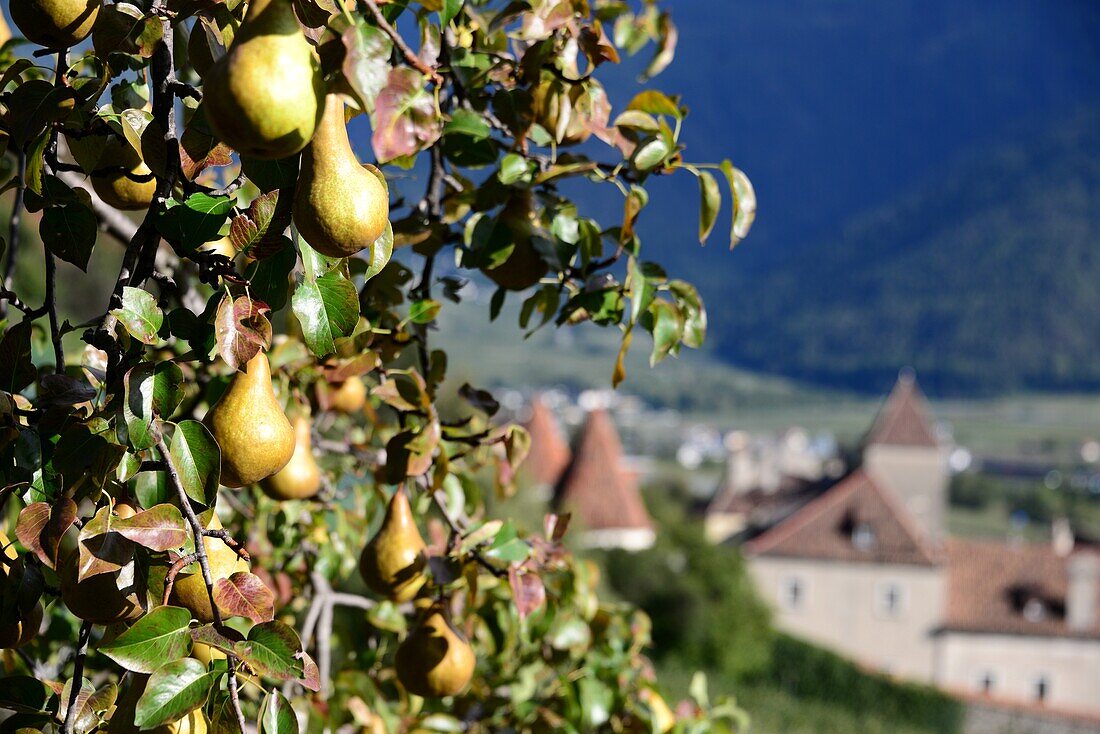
[553,409,653,533]
[522,395,571,487]
[865,370,940,448]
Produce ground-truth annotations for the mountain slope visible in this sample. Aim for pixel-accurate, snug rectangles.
[716,110,1100,395]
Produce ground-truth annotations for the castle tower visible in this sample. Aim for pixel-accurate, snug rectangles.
[861,370,950,545]
[521,395,571,498]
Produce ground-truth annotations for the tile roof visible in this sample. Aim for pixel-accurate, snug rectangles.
[552,408,653,533]
[865,371,941,448]
[743,469,939,566]
[942,538,1100,639]
[521,396,571,487]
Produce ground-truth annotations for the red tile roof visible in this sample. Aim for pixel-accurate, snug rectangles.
[943,538,1100,639]
[744,469,939,566]
[865,371,941,448]
[552,409,653,532]
[522,396,571,487]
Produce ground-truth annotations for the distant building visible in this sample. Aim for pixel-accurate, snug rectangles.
[521,395,571,497]
[551,408,656,551]
[732,373,1100,720]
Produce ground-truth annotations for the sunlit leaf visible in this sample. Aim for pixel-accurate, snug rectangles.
[99,606,193,673]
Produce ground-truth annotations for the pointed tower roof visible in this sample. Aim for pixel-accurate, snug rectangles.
[553,409,653,534]
[744,469,938,566]
[521,395,571,487]
[865,370,940,448]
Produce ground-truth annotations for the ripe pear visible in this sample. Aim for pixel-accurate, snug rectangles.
[9,0,100,48]
[168,513,251,622]
[204,351,295,487]
[59,550,144,625]
[202,0,323,159]
[66,132,156,211]
[327,376,366,413]
[395,605,476,698]
[261,415,321,500]
[358,490,427,602]
[191,641,227,665]
[293,93,389,258]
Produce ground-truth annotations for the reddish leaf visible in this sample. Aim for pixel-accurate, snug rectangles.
[215,295,272,372]
[508,566,546,620]
[298,651,321,692]
[111,504,188,552]
[78,507,135,580]
[17,499,76,569]
[228,191,287,259]
[543,513,570,543]
[578,22,620,67]
[371,68,442,163]
[213,571,275,623]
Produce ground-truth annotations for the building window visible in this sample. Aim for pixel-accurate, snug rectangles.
[780,577,805,611]
[874,581,906,617]
[1023,598,1046,623]
[976,671,996,695]
[1033,675,1050,704]
[852,522,876,551]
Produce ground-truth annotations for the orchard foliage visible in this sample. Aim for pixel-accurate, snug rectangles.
[0,1,755,733]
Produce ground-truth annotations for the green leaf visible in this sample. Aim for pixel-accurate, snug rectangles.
[233,621,304,681]
[720,160,756,248]
[363,220,393,282]
[169,420,221,506]
[408,299,441,325]
[0,676,51,713]
[111,287,163,345]
[697,171,721,243]
[626,90,680,118]
[134,658,217,729]
[341,21,393,114]
[498,153,531,185]
[123,361,185,450]
[484,520,531,564]
[41,203,97,271]
[258,689,298,734]
[156,193,235,251]
[441,0,462,26]
[0,321,36,394]
[648,299,683,365]
[631,138,670,171]
[292,271,359,358]
[444,108,490,140]
[99,606,193,674]
[245,242,296,311]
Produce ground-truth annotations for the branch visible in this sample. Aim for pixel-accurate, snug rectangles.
[58,620,92,734]
[431,488,507,578]
[154,429,247,733]
[359,0,443,84]
[1,152,26,320]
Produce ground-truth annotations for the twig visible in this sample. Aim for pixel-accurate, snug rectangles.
[202,527,250,561]
[58,620,92,734]
[310,571,334,699]
[431,488,507,578]
[359,0,443,84]
[162,552,200,605]
[154,429,247,733]
[43,248,63,372]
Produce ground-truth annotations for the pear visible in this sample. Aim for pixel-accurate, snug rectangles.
[59,550,145,625]
[168,513,251,622]
[202,0,323,159]
[395,604,476,698]
[191,641,227,665]
[0,533,42,649]
[261,415,321,500]
[204,351,295,487]
[66,132,156,211]
[358,489,427,602]
[484,193,547,291]
[327,376,366,413]
[9,0,100,48]
[293,93,389,258]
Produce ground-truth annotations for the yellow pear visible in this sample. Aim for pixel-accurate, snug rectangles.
[394,604,476,698]
[293,93,389,258]
[169,513,251,622]
[66,132,156,211]
[358,489,427,602]
[202,0,323,159]
[327,376,366,413]
[198,236,237,259]
[59,550,145,625]
[0,10,12,45]
[191,642,227,665]
[204,351,295,487]
[261,415,321,500]
[10,0,100,48]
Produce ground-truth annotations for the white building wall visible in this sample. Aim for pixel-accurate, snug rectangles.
[935,632,1100,717]
[749,556,945,681]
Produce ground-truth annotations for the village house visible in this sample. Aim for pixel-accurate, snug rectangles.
[727,373,1100,720]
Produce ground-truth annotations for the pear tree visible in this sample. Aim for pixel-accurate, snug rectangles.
[0,0,756,732]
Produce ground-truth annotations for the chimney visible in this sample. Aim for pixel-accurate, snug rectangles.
[1052,517,1075,557]
[1066,554,1099,632]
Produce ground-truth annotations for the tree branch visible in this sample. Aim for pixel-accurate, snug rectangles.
[359,0,442,84]
[154,429,247,734]
[58,620,92,734]
[1,152,25,321]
